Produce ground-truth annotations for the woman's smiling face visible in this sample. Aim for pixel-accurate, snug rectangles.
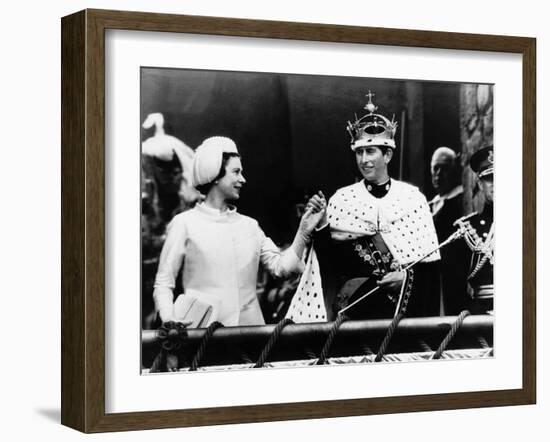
[215,156,246,201]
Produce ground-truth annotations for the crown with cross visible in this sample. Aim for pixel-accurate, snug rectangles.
[346,90,398,151]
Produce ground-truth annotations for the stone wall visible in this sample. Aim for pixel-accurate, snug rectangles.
[460,84,494,214]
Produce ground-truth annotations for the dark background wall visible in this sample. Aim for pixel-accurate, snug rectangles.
[141,68,468,245]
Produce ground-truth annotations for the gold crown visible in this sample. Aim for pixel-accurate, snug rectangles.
[346,91,398,151]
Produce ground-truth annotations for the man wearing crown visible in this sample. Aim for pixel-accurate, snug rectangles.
[459,145,494,314]
[286,92,441,322]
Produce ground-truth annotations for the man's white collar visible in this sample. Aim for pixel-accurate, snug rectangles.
[430,185,463,205]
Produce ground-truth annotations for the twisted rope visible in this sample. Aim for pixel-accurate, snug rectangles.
[188,321,224,371]
[375,312,404,362]
[432,310,471,360]
[374,269,416,362]
[317,314,349,365]
[254,318,294,368]
[468,254,490,279]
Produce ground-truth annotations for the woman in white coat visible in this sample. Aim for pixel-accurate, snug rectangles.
[153,136,323,327]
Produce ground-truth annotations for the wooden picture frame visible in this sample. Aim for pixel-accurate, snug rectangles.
[61,8,536,433]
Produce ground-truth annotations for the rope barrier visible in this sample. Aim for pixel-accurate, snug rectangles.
[317,314,349,365]
[373,269,414,362]
[432,310,471,360]
[189,321,224,371]
[143,314,493,370]
[254,318,294,368]
[375,312,404,362]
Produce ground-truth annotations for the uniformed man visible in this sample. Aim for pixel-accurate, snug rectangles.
[455,145,494,314]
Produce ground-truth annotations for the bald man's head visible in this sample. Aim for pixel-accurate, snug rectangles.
[431,147,460,195]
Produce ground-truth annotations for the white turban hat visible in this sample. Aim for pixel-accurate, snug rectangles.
[191,136,239,187]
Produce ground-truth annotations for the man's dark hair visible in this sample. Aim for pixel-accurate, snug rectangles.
[196,152,241,195]
[354,145,393,156]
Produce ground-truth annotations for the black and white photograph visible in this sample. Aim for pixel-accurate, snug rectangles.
[2,0,544,438]
[140,68,495,372]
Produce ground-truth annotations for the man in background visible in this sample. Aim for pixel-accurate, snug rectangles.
[429,147,463,241]
[428,147,470,315]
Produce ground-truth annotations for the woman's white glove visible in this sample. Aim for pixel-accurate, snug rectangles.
[305,191,328,230]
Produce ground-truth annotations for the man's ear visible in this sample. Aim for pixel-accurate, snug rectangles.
[477,176,483,189]
[384,148,394,164]
[474,177,482,194]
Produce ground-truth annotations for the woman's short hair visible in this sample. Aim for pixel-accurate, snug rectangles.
[195,152,241,195]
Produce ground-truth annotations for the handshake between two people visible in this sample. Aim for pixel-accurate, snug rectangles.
[297,191,328,238]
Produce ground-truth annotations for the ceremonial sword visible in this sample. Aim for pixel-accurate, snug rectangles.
[337,212,478,317]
